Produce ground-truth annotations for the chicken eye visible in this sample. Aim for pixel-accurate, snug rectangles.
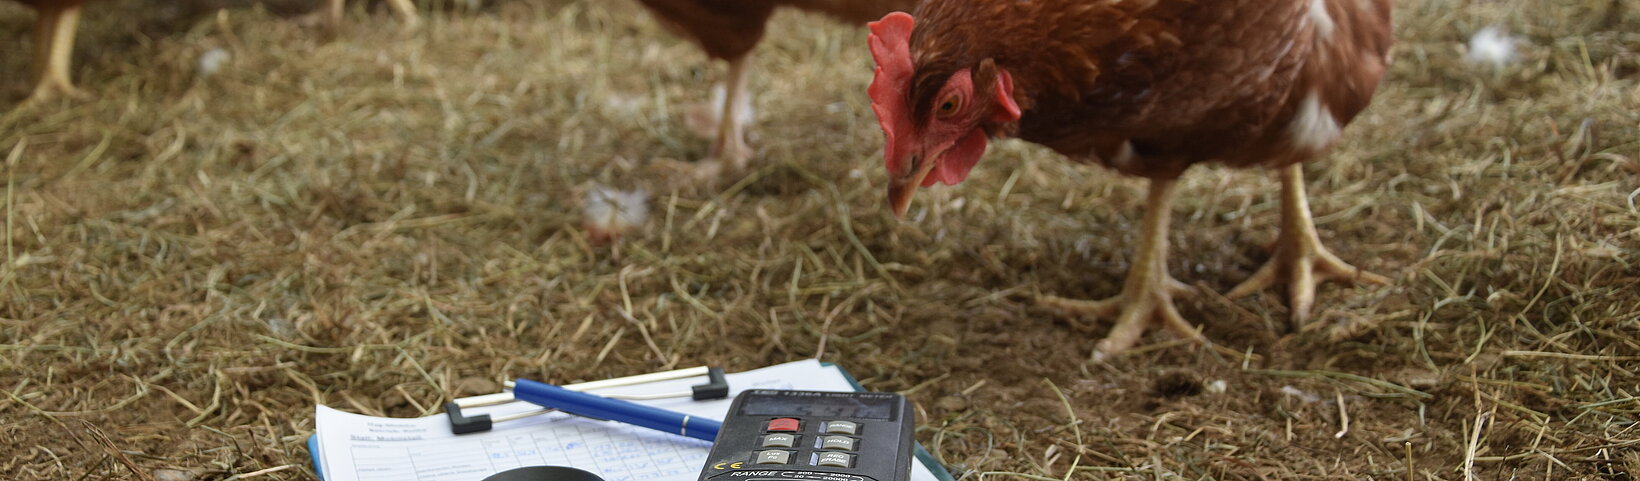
[937,95,962,117]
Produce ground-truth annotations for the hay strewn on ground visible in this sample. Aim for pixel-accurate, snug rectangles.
[2,0,1637,479]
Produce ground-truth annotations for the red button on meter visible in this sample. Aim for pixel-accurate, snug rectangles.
[766,418,800,432]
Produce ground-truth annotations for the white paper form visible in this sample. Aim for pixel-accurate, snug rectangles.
[314,360,940,481]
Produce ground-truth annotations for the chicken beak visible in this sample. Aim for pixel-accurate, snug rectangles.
[888,154,936,218]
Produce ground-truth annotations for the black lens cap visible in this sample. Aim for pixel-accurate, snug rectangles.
[482,466,605,481]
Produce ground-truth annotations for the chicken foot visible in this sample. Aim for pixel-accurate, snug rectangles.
[28,3,84,101]
[1040,178,1204,359]
[1226,163,1389,327]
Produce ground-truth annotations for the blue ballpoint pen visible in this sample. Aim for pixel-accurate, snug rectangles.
[512,379,723,442]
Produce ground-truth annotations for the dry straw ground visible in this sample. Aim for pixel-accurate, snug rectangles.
[2,0,1638,479]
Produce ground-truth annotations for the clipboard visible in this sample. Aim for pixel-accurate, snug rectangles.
[306,361,955,481]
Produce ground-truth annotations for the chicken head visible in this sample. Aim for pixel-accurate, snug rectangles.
[868,12,1019,218]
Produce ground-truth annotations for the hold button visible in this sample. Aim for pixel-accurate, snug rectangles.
[820,436,856,451]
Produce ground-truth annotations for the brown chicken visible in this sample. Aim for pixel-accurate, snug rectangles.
[9,0,92,101]
[869,0,1394,356]
[636,0,918,173]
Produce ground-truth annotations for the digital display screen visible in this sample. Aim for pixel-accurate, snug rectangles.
[739,393,896,420]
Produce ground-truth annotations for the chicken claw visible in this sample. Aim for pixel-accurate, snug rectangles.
[1039,179,1205,359]
[1227,164,1390,327]
[1039,286,1201,361]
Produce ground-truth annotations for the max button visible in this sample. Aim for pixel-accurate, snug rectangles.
[761,434,797,448]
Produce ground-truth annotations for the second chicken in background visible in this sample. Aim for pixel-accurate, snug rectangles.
[635,0,919,178]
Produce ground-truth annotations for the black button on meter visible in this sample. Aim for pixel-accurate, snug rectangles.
[696,390,914,481]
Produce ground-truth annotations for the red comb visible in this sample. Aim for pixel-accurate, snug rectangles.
[868,12,916,174]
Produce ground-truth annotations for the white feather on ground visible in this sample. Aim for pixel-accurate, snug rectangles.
[1465,26,1520,68]
[198,48,231,76]
[1205,380,1228,394]
[1280,385,1322,403]
[602,93,643,115]
[581,185,650,244]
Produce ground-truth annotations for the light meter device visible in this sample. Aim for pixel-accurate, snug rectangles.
[696,389,914,481]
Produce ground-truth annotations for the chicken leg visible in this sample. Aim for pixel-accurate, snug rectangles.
[1226,163,1389,327]
[327,0,344,25]
[680,54,754,180]
[384,0,421,28]
[28,3,84,101]
[709,55,753,171]
[1040,178,1204,358]
[325,0,421,27]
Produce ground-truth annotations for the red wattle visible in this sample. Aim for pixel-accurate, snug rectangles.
[928,129,990,187]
